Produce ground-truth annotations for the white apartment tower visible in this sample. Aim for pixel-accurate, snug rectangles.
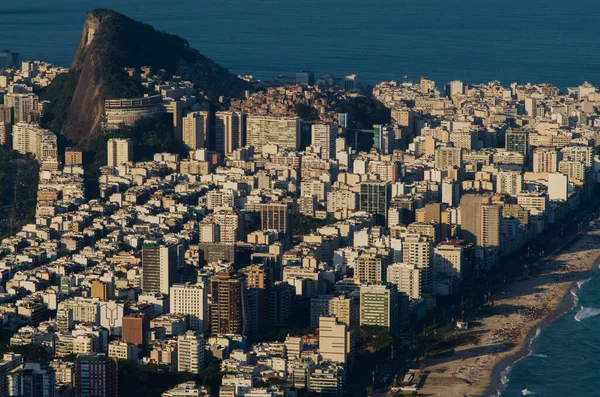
[496,171,523,196]
[107,138,133,167]
[386,263,422,299]
[177,330,205,374]
[318,316,354,369]
[532,147,559,173]
[311,123,337,159]
[548,172,568,201]
[433,243,464,279]
[170,283,208,332]
[402,233,433,292]
[441,179,460,207]
[246,116,300,153]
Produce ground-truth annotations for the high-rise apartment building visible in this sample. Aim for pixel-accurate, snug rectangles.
[12,123,57,161]
[258,202,293,245]
[73,354,118,397]
[561,145,595,167]
[433,243,465,280]
[386,263,422,299]
[532,147,560,173]
[106,138,133,167]
[4,93,38,123]
[215,111,245,155]
[246,116,300,153]
[0,122,11,147]
[64,147,83,166]
[505,131,528,157]
[496,170,523,196]
[445,80,464,98]
[141,241,182,295]
[481,204,502,249]
[441,179,460,207]
[435,147,462,169]
[169,283,208,332]
[210,272,248,335]
[359,284,401,333]
[548,172,568,201]
[177,331,205,374]
[524,97,538,117]
[460,194,501,250]
[318,316,355,370]
[0,354,22,397]
[7,363,55,397]
[354,250,393,284]
[91,281,111,300]
[402,234,433,293]
[0,105,13,124]
[311,123,337,159]
[310,295,359,328]
[182,111,209,150]
[209,210,245,244]
[359,181,391,226]
[122,313,150,347]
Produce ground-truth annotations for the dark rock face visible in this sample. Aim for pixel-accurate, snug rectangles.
[55,8,249,146]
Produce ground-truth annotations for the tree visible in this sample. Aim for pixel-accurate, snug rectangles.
[337,97,390,130]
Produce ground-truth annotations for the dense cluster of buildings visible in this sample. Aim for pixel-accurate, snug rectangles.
[2,55,600,396]
[0,59,65,170]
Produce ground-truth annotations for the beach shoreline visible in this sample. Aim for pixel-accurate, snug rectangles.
[420,229,600,397]
[484,268,593,396]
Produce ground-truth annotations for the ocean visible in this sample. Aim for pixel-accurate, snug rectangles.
[2,0,600,88]
[499,268,600,397]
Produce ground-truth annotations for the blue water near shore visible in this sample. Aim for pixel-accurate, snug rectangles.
[2,0,600,88]
[499,270,600,396]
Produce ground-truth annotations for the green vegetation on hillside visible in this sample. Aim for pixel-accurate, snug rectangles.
[337,96,391,129]
[293,214,338,236]
[0,147,39,237]
[83,114,188,198]
[118,358,222,397]
[87,9,193,99]
[38,71,80,133]
[295,103,319,121]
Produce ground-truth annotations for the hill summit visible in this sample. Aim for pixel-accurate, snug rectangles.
[46,8,250,145]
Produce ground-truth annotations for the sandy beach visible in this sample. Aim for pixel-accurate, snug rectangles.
[419,229,600,397]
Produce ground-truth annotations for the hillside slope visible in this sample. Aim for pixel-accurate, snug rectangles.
[44,8,250,147]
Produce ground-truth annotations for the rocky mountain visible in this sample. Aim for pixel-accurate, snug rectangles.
[44,8,250,146]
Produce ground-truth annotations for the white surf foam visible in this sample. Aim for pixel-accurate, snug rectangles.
[522,388,536,395]
[570,288,580,306]
[500,364,513,386]
[531,353,548,358]
[574,306,600,322]
[530,327,541,345]
[577,276,592,288]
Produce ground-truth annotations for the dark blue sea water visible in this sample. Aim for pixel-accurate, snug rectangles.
[499,268,600,397]
[2,0,600,88]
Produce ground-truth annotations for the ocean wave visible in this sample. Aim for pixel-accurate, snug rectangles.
[577,276,592,288]
[522,389,536,395]
[500,364,512,386]
[574,306,600,322]
[531,353,548,358]
[570,288,579,306]
[530,327,541,345]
